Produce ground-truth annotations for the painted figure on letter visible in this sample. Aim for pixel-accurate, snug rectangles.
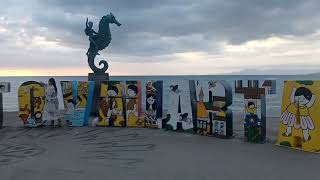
[282,87,315,142]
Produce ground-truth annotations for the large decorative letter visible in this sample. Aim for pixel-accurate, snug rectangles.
[163,80,194,133]
[61,81,94,126]
[18,81,46,127]
[193,80,233,138]
[235,80,276,143]
[277,80,320,153]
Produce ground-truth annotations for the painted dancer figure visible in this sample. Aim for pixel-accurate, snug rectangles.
[282,87,316,142]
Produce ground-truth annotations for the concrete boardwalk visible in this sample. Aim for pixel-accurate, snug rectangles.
[0,112,319,180]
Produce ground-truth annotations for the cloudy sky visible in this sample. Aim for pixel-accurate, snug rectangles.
[0,0,319,76]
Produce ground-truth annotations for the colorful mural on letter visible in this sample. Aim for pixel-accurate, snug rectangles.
[163,80,194,133]
[144,81,163,128]
[234,80,276,143]
[61,81,94,126]
[277,80,320,153]
[18,81,46,127]
[125,81,143,127]
[98,81,126,127]
[193,80,233,138]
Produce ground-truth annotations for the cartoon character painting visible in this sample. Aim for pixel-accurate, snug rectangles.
[144,81,163,128]
[107,85,119,126]
[244,99,264,143]
[281,87,315,142]
[65,99,76,125]
[277,81,320,153]
[61,81,75,125]
[98,81,125,127]
[146,93,157,122]
[126,81,143,127]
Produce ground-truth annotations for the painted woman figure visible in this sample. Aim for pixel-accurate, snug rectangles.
[44,78,61,127]
[127,84,138,126]
[146,93,157,125]
[109,98,118,126]
[107,85,119,126]
[99,97,109,122]
[282,87,316,142]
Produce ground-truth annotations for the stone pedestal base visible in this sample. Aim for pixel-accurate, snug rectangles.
[88,73,109,116]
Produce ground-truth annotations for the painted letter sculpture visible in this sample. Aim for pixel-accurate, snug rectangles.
[235,80,276,143]
[85,12,121,74]
[277,81,320,153]
[0,82,10,128]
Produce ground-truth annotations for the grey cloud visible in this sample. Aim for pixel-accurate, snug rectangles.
[0,0,320,72]
[30,0,320,56]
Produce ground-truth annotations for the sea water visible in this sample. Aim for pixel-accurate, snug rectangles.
[1,75,319,117]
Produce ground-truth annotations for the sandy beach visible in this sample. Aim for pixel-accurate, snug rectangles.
[0,112,319,180]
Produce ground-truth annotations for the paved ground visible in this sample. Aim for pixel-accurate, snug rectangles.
[0,112,319,180]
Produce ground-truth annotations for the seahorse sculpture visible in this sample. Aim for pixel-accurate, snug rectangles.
[85,12,121,74]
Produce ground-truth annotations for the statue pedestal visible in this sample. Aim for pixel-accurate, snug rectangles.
[88,73,109,116]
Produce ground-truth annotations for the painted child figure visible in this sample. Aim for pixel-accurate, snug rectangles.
[281,87,316,142]
[245,102,259,127]
[244,101,261,142]
[99,97,109,124]
[44,78,61,127]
